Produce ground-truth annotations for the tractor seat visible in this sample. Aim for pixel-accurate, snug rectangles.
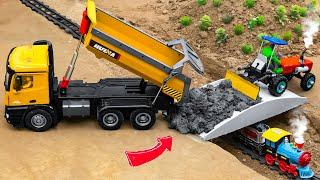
[261,47,283,74]
[251,54,268,71]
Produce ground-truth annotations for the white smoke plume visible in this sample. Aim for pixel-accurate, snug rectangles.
[302,3,320,49]
[289,115,309,143]
[303,19,320,48]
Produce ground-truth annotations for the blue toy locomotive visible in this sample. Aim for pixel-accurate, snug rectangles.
[237,123,314,179]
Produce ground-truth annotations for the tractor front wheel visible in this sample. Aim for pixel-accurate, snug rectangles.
[300,73,316,91]
[268,75,288,97]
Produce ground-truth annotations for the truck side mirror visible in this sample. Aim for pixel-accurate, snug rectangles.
[13,76,22,91]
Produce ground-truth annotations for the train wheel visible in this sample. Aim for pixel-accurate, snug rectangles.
[288,164,298,177]
[279,160,288,173]
[265,154,275,165]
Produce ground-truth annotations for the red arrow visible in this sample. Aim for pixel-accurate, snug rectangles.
[125,136,172,167]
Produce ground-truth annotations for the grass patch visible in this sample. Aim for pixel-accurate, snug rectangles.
[200,15,212,31]
[234,24,245,35]
[241,44,254,54]
[179,16,192,26]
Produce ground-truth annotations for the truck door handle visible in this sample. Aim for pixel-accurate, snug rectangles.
[29,100,36,103]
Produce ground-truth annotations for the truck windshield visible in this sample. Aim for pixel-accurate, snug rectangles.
[4,72,11,91]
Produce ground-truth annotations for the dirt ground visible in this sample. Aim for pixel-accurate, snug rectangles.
[0,1,266,179]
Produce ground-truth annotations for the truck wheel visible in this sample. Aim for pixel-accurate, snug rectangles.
[300,73,316,91]
[268,75,288,97]
[98,110,124,130]
[130,109,156,130]
[25,109,53,132]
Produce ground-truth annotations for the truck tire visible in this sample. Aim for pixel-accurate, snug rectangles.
[300,73,316,91]
[130,109,156,130]
[268,75,288,97]
[98,110,124,130]
[24,109,53,132]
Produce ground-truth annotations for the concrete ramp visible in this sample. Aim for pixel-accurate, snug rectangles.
[199,80,307,141]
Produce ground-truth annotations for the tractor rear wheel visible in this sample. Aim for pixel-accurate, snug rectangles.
[300,73,316,91]
[268,75,288,97]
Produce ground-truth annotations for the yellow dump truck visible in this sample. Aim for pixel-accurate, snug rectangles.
[4,0,203,132]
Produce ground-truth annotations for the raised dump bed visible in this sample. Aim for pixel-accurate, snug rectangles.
[199,80,307,140]
[82,3,203,102]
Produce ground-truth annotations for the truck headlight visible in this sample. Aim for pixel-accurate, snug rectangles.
[5,113,9,119]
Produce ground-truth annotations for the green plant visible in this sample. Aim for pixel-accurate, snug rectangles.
[234,24,244,35]
[221,14,233,24]
[293,24,303,37]
[213,0,222,7]
[179,16,192,26]
[282,31,292,41]
[245,0,255,8]
[276,5,288,26]
[299,7,308,17]
[197,0,207,6]
[241,44,253,54]
[248,18,257,30]
[215,27,228,45]
[290,5,301,20]
[256,15,265,26]
[199,15,212,31]
[310,0,318,9]
[257,32,269,42]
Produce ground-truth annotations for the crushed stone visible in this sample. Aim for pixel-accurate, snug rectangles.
[169,80,261,134]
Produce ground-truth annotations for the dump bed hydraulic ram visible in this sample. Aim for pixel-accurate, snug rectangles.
[20,0,81,40]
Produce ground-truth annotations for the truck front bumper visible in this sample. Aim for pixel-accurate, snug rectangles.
[4,106,27,128]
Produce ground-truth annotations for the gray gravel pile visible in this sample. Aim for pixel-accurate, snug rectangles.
[169,80,261,134]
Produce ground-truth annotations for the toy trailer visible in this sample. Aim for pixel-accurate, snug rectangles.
[4,2,203,132]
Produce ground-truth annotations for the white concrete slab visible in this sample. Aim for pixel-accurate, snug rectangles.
[199,80,307,140]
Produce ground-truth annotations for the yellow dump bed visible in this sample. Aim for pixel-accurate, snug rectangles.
[83,6,203,102]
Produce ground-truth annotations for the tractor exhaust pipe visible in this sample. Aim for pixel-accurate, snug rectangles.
[300,48,307,65]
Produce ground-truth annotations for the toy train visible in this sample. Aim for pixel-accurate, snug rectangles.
[236,123,314,179]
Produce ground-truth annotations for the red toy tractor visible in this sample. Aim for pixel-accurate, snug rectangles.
[281,49,315,91]
[239,36,316,97]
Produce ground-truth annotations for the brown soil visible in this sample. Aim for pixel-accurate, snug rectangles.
[153,0,320,79]
[0,0,266,179]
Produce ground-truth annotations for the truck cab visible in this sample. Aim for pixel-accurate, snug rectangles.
[4,41,57,130]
